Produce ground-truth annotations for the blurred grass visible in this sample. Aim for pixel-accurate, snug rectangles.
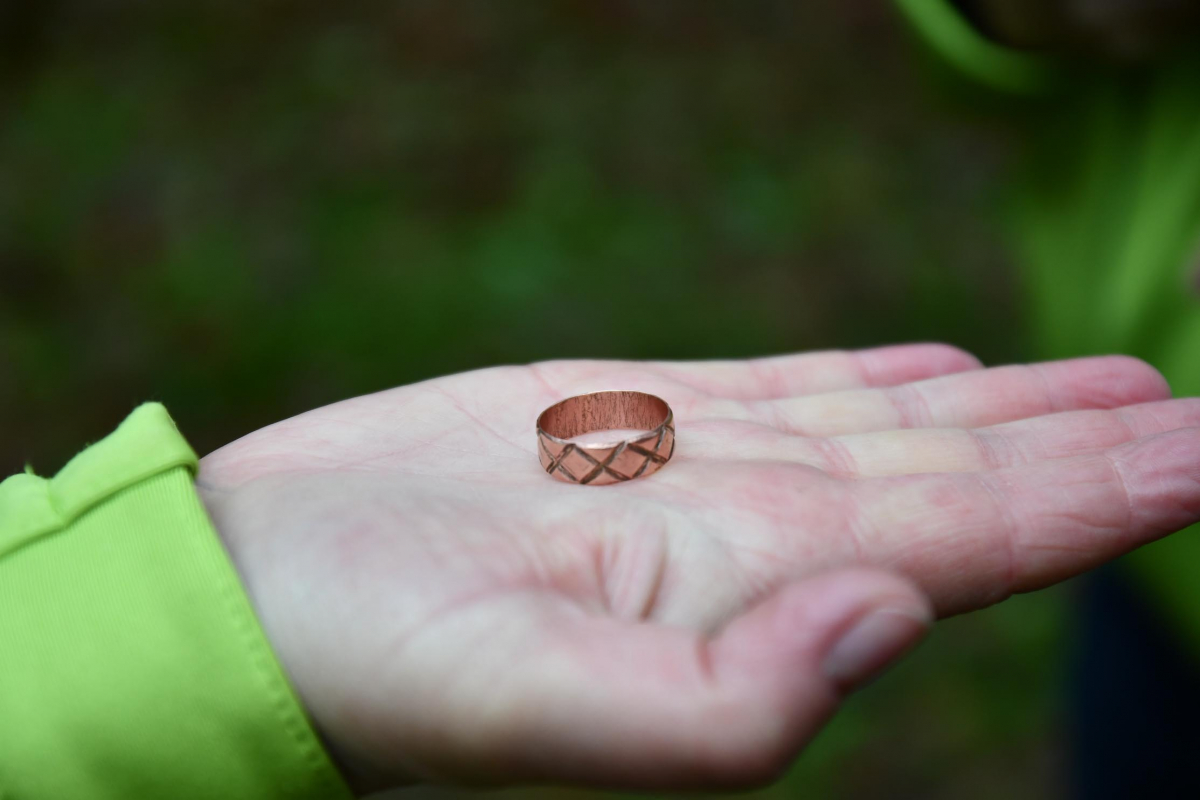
[0,2,1066,797]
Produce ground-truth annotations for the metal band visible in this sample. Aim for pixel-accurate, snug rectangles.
[536,391,675,485]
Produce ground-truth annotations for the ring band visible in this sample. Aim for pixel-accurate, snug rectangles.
[536,391,675,485]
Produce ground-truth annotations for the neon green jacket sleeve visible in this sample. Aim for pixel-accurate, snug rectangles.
[0,403,354,800]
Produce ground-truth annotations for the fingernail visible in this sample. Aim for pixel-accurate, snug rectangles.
[822,605,931,689]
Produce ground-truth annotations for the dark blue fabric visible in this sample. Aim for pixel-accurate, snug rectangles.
[1069,567,1200,799]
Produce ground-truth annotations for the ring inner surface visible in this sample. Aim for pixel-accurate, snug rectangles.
[539,391,668,440]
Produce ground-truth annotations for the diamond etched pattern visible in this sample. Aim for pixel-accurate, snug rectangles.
[538,412,675,485]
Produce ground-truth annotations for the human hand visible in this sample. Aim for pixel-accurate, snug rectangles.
[196,345,1200,793]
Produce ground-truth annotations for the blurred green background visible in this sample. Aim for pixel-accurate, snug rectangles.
[0,2,1068,798]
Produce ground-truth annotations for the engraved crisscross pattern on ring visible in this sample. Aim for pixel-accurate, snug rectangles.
[536,392,675,485]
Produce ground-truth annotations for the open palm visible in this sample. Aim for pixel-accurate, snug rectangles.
[196,344,1200,794]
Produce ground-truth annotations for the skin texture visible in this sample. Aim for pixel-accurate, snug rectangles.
[197,345,1200,794]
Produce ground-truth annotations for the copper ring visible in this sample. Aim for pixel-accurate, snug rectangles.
[536,391,675,485]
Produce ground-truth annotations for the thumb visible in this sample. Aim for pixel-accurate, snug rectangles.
[458,569,931,791]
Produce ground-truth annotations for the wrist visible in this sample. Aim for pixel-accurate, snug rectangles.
[194,461,406,797]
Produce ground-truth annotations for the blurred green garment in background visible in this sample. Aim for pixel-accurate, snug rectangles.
[897,0,1200,651]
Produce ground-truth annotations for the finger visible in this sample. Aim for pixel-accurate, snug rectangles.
[703,398,1200,477]
[854,427,1200,615]
[720,355,1171,437]
[649,343,982,399]
[529,343,981,401]
[442,570,929,790]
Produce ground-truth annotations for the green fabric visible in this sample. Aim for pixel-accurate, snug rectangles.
[896,1,1200,654]
[0,403,353,800]
[892,0,1060,94]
